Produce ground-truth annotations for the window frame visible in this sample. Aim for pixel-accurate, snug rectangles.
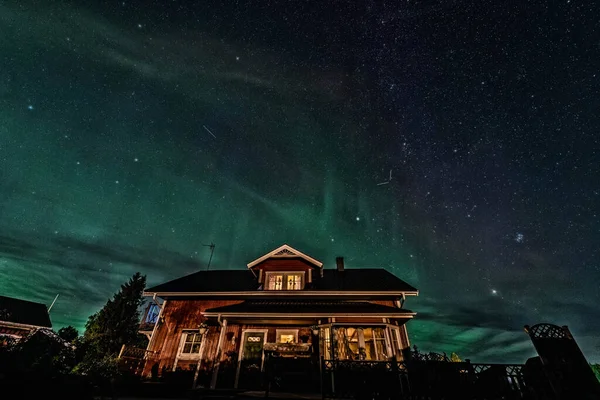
[389,326,402,359]
[265,271,305,290]
[177,330,204,357]
[173,329,205,371]
[321,324,404,362]
[145,303,160,324]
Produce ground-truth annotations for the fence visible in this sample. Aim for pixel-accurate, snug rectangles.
[321,358,536,400]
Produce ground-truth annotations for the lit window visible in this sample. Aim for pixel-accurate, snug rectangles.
[267,274,284,290]
[181,331,203,354]
[287,274,301,290]
[276,329,298,343]
[266,272,303,290]
[334,327,388,361]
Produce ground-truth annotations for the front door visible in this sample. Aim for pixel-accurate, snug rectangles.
[235,330,267,389]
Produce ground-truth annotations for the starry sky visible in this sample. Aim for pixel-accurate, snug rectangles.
[1,0,599,363]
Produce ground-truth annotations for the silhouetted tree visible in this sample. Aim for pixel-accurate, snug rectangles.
[83,272,147,357]
[12,329,76,377]
[71,273,147,396]
[591,364,600,382]
[57,326,79,343]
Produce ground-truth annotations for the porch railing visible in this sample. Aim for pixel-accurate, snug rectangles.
[321,358,533,400]
[117,345,159,375]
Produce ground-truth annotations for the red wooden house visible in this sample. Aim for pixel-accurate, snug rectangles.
[140,244,418,389]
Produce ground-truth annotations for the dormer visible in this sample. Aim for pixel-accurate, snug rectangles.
[247,244,323,291]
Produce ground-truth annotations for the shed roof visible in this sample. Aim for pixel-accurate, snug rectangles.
[0,295,52,328]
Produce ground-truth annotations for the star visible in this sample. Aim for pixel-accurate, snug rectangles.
[355,217,360,221]
[491,289,498,295]
[27,105,34,110]
[134,158,139,162]
[515,233,524,243]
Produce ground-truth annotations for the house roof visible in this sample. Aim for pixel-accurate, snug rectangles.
[146,268,418,295]
[247,244,323,269]
[0,295,52,328]
[147,270,259,293]
[203,300,415,317]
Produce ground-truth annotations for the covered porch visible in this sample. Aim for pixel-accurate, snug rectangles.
[199,300,414,391]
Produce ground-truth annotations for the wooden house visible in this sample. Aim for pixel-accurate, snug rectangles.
[0,295,52,345]
[140,244,418,389]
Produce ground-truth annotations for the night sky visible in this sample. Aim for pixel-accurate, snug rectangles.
[1,0,599,363]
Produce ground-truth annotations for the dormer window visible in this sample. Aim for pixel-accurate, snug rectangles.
[266,272,304,290]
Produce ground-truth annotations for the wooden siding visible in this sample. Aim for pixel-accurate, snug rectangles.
[143,299,241,375]
[143,298,413,377]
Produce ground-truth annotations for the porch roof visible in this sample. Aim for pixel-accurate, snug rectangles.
[203,300,415,318]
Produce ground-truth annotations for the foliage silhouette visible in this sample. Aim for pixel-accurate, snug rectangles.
[82,272,147,357]
[58,325,79,343]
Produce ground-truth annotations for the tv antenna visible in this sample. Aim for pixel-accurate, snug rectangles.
[202,242,215,271]
[48,294,60,313]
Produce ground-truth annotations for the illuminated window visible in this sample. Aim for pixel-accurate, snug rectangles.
[181,331,203,354]
[334,327,388,361]
[267,274,284,290]
[287,274,301,290]
[266,272,303,290]
[145,303,160,324]
[276,329,298,343]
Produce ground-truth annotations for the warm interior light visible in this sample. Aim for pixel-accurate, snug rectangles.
[198,323,208,335]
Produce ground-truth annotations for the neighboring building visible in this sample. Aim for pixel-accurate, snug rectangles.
[0,295,52,345]
[140,244,418,389]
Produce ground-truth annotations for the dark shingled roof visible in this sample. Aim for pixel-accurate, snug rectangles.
[146,268,417,293]
[0,295,52,328]
[204,300,414,315]
[317,269,417,292]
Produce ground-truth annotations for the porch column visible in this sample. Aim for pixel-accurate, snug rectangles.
[192,330,208,389]
[210,318,228,389]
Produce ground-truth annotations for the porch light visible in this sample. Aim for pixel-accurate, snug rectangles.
[198,323,209,335]
[310,325,320,336]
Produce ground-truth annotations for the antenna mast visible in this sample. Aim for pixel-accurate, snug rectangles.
[202,242,215,271]
[48,294,60,312]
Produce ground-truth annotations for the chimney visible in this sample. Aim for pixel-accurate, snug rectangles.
[336,257,344,272]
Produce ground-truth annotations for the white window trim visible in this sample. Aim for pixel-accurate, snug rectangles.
[264,271,305,290]
[388,326,402,359]
[235,328,269,389]
[173,330,204,370]
[275,329,299,343]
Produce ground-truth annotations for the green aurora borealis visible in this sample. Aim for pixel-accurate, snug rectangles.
[1,1,599,363]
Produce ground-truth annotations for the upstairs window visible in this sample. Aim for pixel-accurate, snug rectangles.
[145,303,160,324]
[266,272,303,290]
